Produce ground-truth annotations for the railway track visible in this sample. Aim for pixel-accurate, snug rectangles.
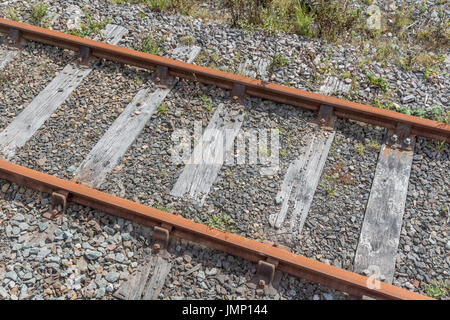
[0,18,448,300]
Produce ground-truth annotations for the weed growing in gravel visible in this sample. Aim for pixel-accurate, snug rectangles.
[396,52,445,79]
[355,142,364,156]
[380,103,450,124]
[268,54,289,75]
[137,35,164,55]
[194,50,222,70]
[393,4,412,31]
[5,8,20,22]
[366,73,388,92]
[180,35,194,45]
[154,203,175,213]
[69,15,112,38]
[30,2,48,26]
[425,280,449,299]
[157,103,169,115]
[311,0,363,42]
[200,95,212,111]
[320,161,355,197]
[325,186,336,197]
[374,41,395,63]
[416,20,450,50]
[428,140,448,153]
[134,76,143,86]
[205,213,235,232]
[367,140,380,150]
[146,0,172,12]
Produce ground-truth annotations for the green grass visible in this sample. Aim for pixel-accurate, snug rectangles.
[157,103,169,115]
[269,54,289,75]
[425,280,449,299]
[355,142,364,156]
[205,213,234,232]
[367,140,380,150]
[366,73,388,92]
[137,35,164,55]
[325,186,336,197]
[294,1,313,37]
[30,2,49,27]
[200,95,212,111]
[6,8,20,22]
[154,203,175,212]
[69,15,112,38]
[180,35,194,45]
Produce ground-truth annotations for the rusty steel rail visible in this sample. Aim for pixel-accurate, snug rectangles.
[0,18,449,142]
[0,159,431,300]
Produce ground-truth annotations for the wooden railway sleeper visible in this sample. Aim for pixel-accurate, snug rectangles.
[42,190,69,220]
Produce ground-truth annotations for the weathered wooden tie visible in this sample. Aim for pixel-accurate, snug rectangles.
[270,126,335,232]
[0,48,18,70]
[170,58,269,204]
[0,24,127,159]
[73,45,200,188]
[113,255,172,300]
[354,125,415,283]
[270,77,348,233]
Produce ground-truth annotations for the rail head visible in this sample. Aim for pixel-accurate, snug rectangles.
[0,18,448,143]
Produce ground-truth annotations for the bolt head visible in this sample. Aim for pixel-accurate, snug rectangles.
[153,243,161,252]
[258,279,266,289]
[391,134,398,142]
[232,95,238,102]
[404,137,411,145]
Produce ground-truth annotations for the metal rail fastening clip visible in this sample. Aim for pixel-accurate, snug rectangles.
[385,122,414,151]
[78,46,91,67]
[42,190,69,220]
[9,28,22,48]
[155,65,170,88]
[312,104,335,131]
[152,223,173,253]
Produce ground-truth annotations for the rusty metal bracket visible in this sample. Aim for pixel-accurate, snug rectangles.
[152,223,172,253]
[247,256,279,296]
[78,46,91,67]
[257,258,277,288]
[312,104,335,131]
[9,28,22,48]
[231,83,246,104]
[155,65,169,87]
[43,190,69,220]
[385,122,414,151]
